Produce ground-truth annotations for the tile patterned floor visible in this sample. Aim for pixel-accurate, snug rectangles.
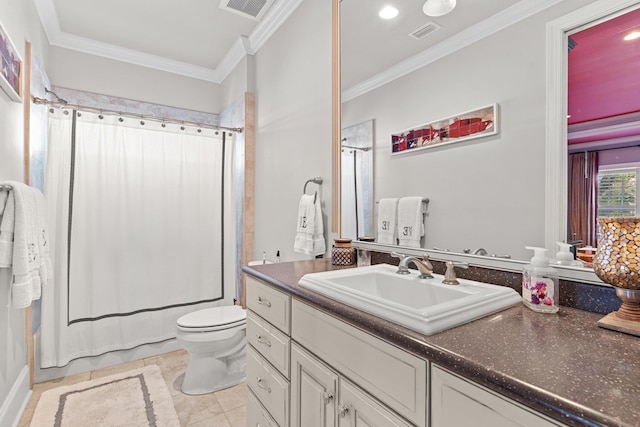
[18,350,246,427]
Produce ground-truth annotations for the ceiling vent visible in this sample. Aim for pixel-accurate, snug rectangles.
[409,22,442,40]
[219,0,273,21]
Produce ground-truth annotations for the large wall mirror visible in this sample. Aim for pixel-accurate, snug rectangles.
[335,0,640,278]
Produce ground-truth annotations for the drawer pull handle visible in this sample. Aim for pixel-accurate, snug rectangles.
[257,296,272,307]
[322,391,334,405]
[256,376,271,393]
[338,404,350,418]
[256,334,272,347]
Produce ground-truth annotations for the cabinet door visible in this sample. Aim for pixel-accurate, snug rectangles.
[291,343,339,427]
[431,365,561,427]
[292,300,426,426]
[338,379,413,427]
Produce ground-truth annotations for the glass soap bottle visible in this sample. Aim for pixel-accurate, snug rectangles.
[522,246,559,313]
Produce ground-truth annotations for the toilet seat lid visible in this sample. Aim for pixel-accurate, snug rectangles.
[177,306,246,329]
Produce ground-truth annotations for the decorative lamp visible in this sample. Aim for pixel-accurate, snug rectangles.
[593,217,640,336]
[423,0,457,17]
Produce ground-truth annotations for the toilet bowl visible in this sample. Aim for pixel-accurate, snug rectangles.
[176,305,247,395]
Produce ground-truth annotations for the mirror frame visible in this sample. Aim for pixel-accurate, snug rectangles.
[330,0,636,285]
[331,0,341,235]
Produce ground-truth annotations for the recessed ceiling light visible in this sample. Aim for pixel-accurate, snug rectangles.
[624,31,640,41]
[379,5,399,20]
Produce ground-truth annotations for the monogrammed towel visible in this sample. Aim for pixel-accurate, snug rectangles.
[294,194,325,256]
[0,181,52,308]
[397,197,424,248]
[376,198,398,245]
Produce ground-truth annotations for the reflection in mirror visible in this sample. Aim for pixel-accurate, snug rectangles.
[341,120,374,240]
[566,6,640,261]
[338,0,640,266]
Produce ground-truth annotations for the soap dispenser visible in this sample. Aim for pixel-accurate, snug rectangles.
[522,246,559,313]
[552,242,582,267]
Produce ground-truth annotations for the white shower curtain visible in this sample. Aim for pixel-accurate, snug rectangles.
[341,149,365,240]
[41,110,231,368]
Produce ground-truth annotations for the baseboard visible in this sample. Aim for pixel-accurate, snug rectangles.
[35,337,181,383]
[0,366,32,427]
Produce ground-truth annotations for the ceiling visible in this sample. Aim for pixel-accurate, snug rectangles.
[34,0,301,83]
[340,0,522,90]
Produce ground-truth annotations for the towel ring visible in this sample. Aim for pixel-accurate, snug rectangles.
[303,177,323,203]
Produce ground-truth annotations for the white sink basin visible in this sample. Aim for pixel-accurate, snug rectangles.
[298,264,521,336]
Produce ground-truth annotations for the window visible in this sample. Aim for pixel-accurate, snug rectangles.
[597,167,638,217]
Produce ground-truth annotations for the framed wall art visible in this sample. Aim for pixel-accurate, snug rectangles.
[0,19,22,102]
[391,104,498,155]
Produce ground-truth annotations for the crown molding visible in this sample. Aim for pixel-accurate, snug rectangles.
[248,0,304,52]
[33,0,303,84]
[54,31,221,82]
[342,0,563,103]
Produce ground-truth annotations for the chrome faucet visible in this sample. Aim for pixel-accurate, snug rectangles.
[391,252,434,279]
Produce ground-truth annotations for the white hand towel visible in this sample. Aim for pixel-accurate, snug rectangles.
[0,181,51,308]
[0,190,15,267]
[312,197,326,256]
[294,194,325,256]
[397,197,425,248]
[377,198,398,245]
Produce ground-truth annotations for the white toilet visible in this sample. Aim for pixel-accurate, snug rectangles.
[176,305,247,395]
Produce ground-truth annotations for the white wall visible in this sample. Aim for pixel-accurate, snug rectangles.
[48,46,222,114]
[253,0,332,262]
[221,56,250,109]
[0,0,50,423]
[342,0,599,261]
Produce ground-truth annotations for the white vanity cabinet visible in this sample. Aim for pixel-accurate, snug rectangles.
[430,365,562,427]
[245,273,568,427]
[246,276,292,427]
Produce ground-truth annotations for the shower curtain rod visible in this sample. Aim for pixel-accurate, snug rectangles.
[342,144,371,151]
[32,97,244,133]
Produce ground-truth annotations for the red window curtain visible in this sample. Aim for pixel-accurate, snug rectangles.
[567,151,599,246]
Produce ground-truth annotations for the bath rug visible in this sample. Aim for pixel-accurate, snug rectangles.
[30,365,179,427]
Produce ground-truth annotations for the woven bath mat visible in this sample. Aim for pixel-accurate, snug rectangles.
[30,365,179,427]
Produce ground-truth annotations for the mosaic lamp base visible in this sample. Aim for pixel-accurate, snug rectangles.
[597,287,640,337]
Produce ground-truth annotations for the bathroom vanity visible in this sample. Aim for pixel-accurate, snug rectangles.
[243,259,640,427]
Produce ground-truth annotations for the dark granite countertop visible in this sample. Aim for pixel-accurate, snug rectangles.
[243,259,640,427]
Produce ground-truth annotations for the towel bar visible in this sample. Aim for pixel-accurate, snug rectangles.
[303,177,323,203]
[376,197,429,212]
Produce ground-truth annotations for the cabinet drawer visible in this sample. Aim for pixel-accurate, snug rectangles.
[246,276,291,334]
[247,345,290,427]
[247,312,291,378]
[247,388,280,427]
[292,299,427,427]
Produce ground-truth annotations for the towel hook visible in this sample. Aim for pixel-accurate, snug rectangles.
[303,177,323,203]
